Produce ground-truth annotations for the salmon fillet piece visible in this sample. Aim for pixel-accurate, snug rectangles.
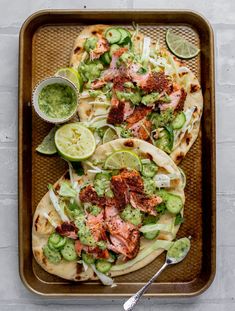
[106,214,140,259]
[126,105,152,125]
[130,192,162,216]
[79,185,106,207]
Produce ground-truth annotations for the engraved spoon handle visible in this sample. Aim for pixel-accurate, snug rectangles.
[123,262,168,311]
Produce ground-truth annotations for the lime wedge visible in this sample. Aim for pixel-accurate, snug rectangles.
[166,29,200,59]
[36,127,57,155]
[55,68,83,91]
[103,128,118,144]
[55,123,96,161]
[104,150,142,171]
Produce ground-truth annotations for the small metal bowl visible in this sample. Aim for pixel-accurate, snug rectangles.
[32,76,78,124]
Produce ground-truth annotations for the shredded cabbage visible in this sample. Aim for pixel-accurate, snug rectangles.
[140,223,173,234]
[178,167,186,190]
[81,51,88,62]
[84,115,107,128]
[77,260,89,272]
[131,22,139,41]
[141,37,151,65]
[91,264,115,287]
[141,158,151,164]
[93,107,109,117]
[86,101,110,106]
[58,182,77,198]
[43,212,58,228]
[111,240,173,271]
[154,38,161,53]
[94,131,102,145]
[177,67,192,89]
[187,113,200,134]
[141,122,155,145]
[48,186,69,222]
[149,56,167,68]
[166,53,180,83]
[178,66,190,73]
[79,91,90,99]
[85,161,108,174]
[66,160,75,186]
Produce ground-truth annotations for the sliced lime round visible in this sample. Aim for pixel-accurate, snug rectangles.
[55,123,96,161]
[104,150,142,171]
[166,29,200,59]
[55,68,83,91]
[36,127,57,155]
[103,128,118,144]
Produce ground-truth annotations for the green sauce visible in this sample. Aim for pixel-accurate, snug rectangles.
[38,83,77,119]
[94,172,111,197]
[142,161,158,178]
[121,204,142,226]
[88,205,101,216]
[141,92,159,106]
[78,61,104,82]
[116,91,141,106]
[167,237,190,260]
[143,177,156,196]
[77,224,96,247]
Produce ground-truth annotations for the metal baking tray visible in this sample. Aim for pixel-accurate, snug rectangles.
[18,9,216,297]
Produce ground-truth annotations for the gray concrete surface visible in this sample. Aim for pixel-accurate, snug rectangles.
[0,0,234,310]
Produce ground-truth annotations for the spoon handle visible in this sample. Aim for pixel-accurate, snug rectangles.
[123,262,168,311]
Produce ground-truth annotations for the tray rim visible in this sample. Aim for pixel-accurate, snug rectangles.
[18,9,216,298]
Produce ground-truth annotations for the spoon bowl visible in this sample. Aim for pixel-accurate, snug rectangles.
[166,237,191,264]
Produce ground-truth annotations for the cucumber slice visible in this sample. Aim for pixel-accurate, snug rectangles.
[155,127,173,154]
[117,28,131,44]
[48,241,58,252]
[105,28,122,44]
[109,44,120,56]
[61,240,77,261]
[101,51,111,65]
[48,233,67,251]
[143,230,160,240]
[43,245,61,264]
[55,237,67,249]
[172,112,186,130]
[48,232,67,251]
[155,130,171,154]
[95,259,112,274]
[155,189,169,201]
[142,162,158,178]
[82,252,95,265]
[165,193,183,214]
[48,233,61,246]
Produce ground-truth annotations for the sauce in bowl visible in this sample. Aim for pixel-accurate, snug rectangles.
[38,83,77,119]
[33,77,78,124]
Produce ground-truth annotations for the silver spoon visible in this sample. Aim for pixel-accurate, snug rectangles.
[123,237,191,311]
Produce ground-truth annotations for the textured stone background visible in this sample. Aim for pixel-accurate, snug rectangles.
[0,0,234,310]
